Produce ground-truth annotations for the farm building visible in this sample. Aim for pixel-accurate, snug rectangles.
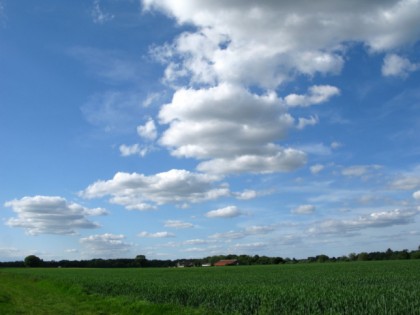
[214,259,238,266]
[177,261,194,268]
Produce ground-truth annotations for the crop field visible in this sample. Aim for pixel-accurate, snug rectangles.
[1,260,420,314]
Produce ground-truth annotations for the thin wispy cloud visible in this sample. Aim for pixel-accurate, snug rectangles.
[91,0,114,24]
[0,1,6,27]
[80,234,131,258]
[138,231,175,238]
[292,205,316,215]
[164,220,194,229]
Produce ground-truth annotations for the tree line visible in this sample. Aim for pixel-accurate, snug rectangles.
[1,247,419,268]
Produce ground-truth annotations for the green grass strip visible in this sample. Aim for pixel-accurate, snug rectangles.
[0,271,208,315]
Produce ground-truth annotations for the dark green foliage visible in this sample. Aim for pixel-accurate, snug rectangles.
[316,254,329,263]
[357,252,369,261]
[24,255,43,267]
[410,250,420,259]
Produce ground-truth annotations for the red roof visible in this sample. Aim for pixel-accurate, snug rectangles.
[214,259,238,266]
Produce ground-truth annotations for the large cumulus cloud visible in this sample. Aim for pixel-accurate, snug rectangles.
[159,83,308,174]
[145,0,420,87]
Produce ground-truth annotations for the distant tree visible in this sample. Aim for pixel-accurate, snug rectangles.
[238,255,252,265]
[357,252,369,261]
[385,248,394,259]
[24,255,43,267]
[410,250,420,259]
[316,254,329,263]
[338,255,349,262]
[258,256,272,265]
[396,250,409,260]
[272,257,285,264]
[135,255,148,267]
[348,253,357,261]
[251,255,260,264]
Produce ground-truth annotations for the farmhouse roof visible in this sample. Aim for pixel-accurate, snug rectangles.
[214,259,238,266]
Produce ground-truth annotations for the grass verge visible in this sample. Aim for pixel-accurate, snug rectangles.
[0,271,208,315]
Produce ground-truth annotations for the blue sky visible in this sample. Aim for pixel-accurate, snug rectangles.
[1,0,420,261]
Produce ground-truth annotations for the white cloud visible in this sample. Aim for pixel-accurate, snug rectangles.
[392,176,420,190]
[137,119,158,141]
[310,164,325,174]
[308,208,420,235]
[235,190,258,200]
[197,149,307,175]
[158,83,306,175]
[296,143,332,156]
[138,231,175,238]
[330,141,342,149]
[81,169,230,209]
[183,247,208,253]
[209,230,247,240]
[413,191,420,200]
[276,234,302,246]
[209,224,275,239]
[244,225,275,235]
[341,165,381,177]
[164,220,194,229]
[184,239,209,245]
[297,115,319,130]
[142,92,161,107]
[205,205,242,218]
[119,144,151,157]
[147,0,415,179]
[232,242,267,251]
[84,207,108,216]
[142,0,420,180]
[285,85,340,108]
[292,204,316,215]
[119,144,137,156]
[391,166,420,190]
[80,233,131,258]
[145,0,420,88]
[162,87,304,173]
[91,0,114,24]
[4,196,105,235]
[141,1,420,181]
[382,54,419,77]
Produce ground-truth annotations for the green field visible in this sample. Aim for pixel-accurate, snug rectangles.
[1,260,420,314]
